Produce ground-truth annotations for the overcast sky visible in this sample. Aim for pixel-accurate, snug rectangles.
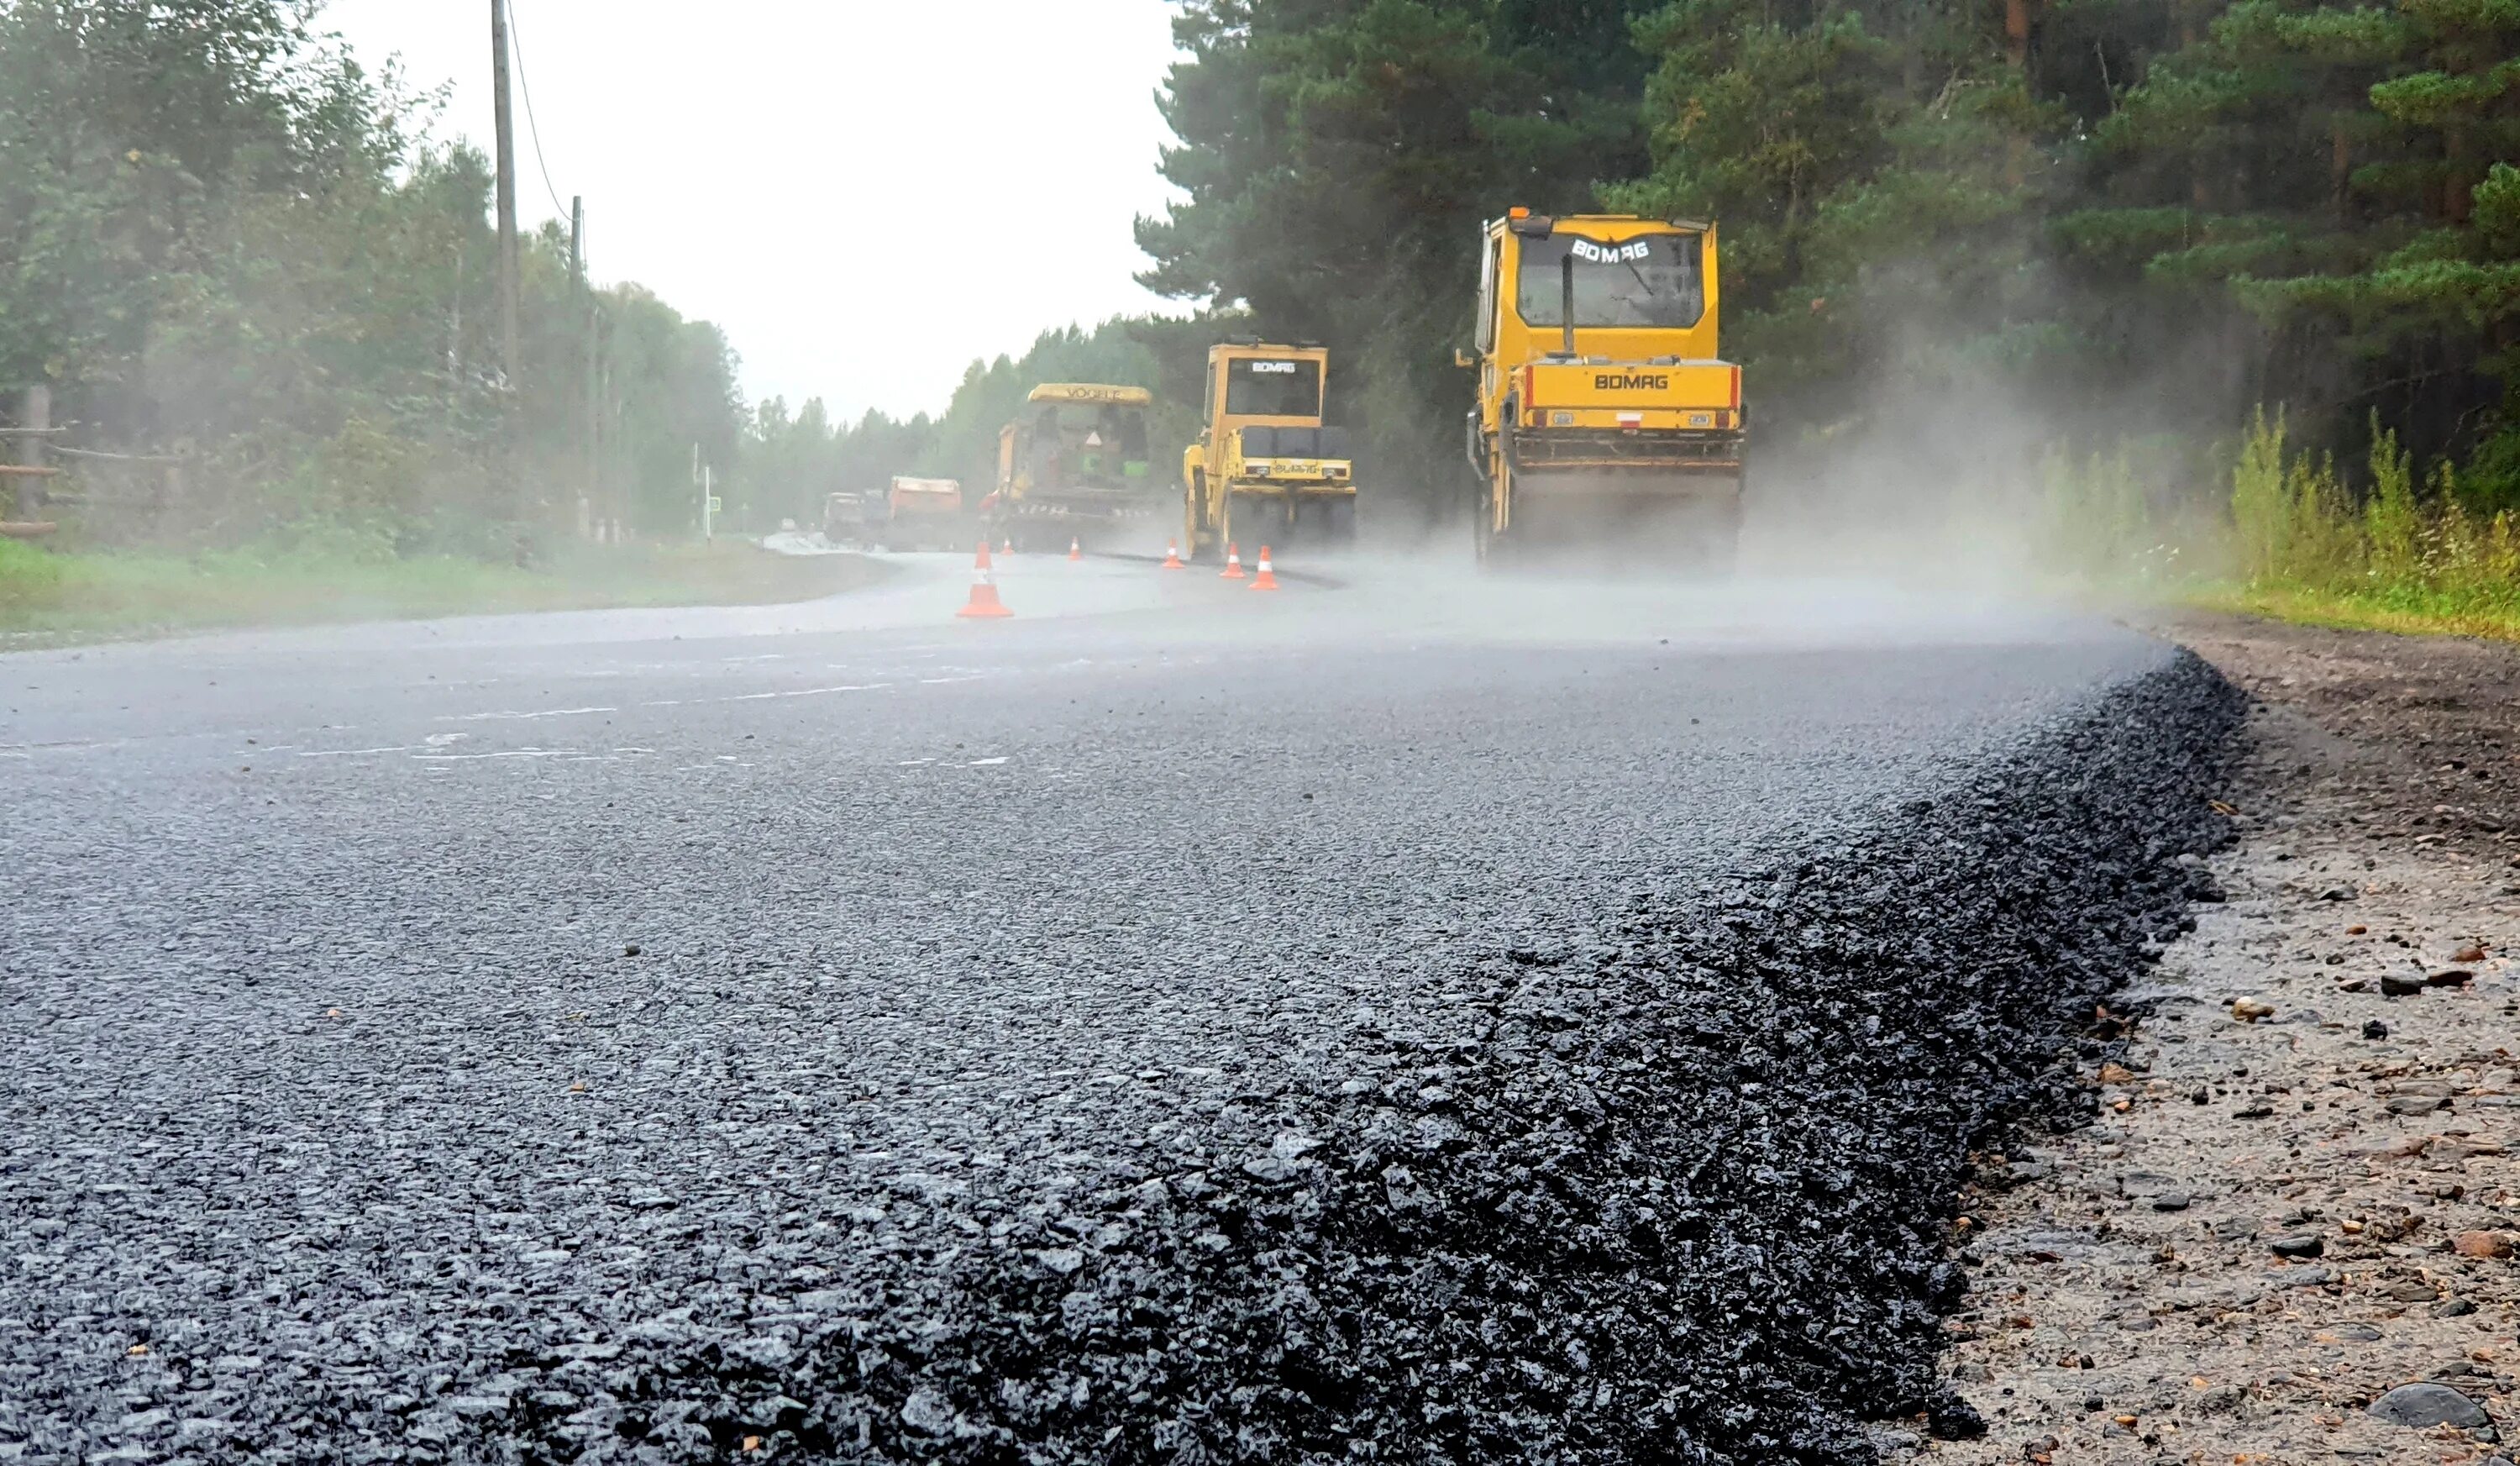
[320,1,1186,420]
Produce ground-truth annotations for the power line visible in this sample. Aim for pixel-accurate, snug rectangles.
[504,0,570,221]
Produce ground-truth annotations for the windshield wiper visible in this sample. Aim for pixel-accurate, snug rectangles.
[1560,252,1578,357]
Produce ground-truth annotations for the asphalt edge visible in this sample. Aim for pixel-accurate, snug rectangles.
[663,647,2251,1466]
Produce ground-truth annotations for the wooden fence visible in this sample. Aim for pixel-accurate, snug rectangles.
[2,385,187,542]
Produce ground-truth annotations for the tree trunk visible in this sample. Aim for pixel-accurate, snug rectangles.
[2330,118,2351,222]
[2006,0,2037,187]
[2444,122,2473,223]
[2181,0,2208,210]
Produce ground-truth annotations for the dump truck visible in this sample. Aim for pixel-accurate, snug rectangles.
[989,384,1161,552]
[872,476,965,551]
[1182,341,1357,560]
[1460,211,1744,568]
[822,489,874,548]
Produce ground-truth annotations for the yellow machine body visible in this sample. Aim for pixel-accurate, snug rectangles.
[1182,343,1357,559]
[1464,213,1746,566]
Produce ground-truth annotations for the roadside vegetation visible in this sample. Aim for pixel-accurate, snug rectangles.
[0,535,888,643]
[0,1,906,637]
[2026,417,2520,639]
[0,3,744,554]
[2213,413,2520,638]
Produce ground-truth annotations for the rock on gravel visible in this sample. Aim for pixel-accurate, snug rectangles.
[2366,1381,2493,1432]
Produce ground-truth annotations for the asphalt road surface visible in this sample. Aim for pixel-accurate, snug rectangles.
[0,554,2238,1465]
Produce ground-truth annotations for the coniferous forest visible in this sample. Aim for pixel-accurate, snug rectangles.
[1136,0,2520,507]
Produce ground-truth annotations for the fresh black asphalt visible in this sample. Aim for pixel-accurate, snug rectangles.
[0,567,2239,1463]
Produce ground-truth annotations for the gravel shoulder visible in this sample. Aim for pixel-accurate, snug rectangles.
[1925,614,2520,1466]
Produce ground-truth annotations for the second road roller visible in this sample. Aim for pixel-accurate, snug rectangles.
[1182,340,1359,560]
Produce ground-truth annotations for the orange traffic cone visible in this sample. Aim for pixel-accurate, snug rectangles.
[1219,543,1246,580]
[1001,535,1016,558]
[1161,539,1186,570]
[1248,545,1280,591]
[957,541,1012,618]
[1068,537,1082,561]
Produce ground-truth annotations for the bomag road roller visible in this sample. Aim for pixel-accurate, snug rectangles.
[989,384,1161,553]
[1182,340,1357,560]
[1461,210,1745,570]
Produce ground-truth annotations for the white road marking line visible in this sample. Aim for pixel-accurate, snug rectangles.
[410,748,581,761]
[636,682,887,709]
[441,706,617,722]
[969,757,1009,766]
[0,738,150,756]
[298,746,419,758]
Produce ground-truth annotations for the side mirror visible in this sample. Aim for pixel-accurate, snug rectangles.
[1453,348,1477,369]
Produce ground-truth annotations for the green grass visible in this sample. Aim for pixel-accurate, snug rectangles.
[0,538,896,644]
[2187,580,2520,642]
[2163,411,2520,643]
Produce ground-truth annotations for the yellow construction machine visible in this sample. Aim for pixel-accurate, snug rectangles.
[990,384,1162,552]
[1460,211,1745,568]
[1182,341,1357,560]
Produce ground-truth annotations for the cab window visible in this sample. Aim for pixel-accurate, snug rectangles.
[1515,233,1706,328]
[1223,358,1322,417]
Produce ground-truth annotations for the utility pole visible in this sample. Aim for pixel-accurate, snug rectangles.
[590,304,609,540]
[694,444,718,543]
[571,196,592,539]
[491,0,521,385]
